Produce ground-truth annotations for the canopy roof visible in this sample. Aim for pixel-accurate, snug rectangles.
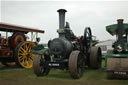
[106,23,128,36]
[0,23,44,34]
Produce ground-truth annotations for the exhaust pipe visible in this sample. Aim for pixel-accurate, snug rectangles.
[117,19,123,27]
[57,9,67,29]
[117,19,124,40]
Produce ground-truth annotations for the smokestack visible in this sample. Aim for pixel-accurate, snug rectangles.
[117,19,124,42]
[117,19,123,24]
[57,9,67,29]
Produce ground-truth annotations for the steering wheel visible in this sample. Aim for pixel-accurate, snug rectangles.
[83,27,92,48]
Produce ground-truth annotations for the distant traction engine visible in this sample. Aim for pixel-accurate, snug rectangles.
[0,23,44,68]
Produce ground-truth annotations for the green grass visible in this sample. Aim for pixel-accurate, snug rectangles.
[0,60,128,85]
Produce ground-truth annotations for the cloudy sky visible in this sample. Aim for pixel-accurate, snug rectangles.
[1,0,128,43]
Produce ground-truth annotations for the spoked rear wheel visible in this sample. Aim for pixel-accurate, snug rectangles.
[14,41,36,68]
[33,55,50,76]
[69,51,84,79]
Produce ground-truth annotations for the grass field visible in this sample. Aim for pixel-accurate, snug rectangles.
[0,60,128,85]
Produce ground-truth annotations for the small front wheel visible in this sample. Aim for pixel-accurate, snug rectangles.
[33,55,50,76]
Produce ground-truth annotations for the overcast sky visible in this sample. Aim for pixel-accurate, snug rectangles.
[1,0,128,43]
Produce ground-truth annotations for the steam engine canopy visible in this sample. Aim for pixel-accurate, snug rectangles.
[49,38,72,58]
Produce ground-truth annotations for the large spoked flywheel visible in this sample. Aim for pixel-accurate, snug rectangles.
[83,27,92,48]
[69,51,84,79]
[14,41,36,68]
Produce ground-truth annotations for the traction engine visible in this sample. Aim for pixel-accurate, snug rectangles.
[0,23,44,68]
[32,9,102,79]
[105,19,128,79]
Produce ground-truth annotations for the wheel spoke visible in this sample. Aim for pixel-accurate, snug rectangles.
[27,59,31,64]
[31,53,35,58]
[28,46,32,52]
[20,47,26,53]
[19,48,24,53]
[25,44,28,52]
[23,58,28,66]
[21,59,25,65]
[28,58,33,64]
[18,53,24,56]
[27,44,30,51]
[18,55,23,58]
[29,57,33,62]
[23,45,26,50]
[19,57,24,62]
[26,59,29,66]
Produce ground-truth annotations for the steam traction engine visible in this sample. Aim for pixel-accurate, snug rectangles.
[33,9,102,79]
[105,19,128,79]
[0,23,44,68]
